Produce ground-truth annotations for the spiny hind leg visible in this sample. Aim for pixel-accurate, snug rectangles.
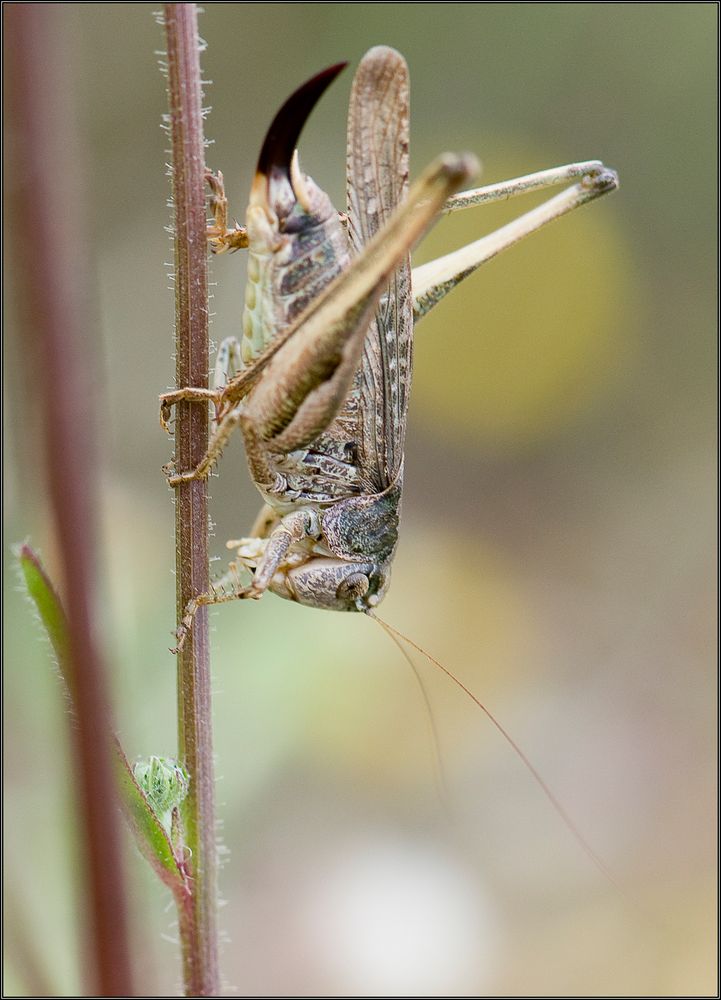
[442,161,615,215]
[172,509,316,652]
[413,161,619,319]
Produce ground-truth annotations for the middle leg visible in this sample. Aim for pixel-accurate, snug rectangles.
[162,336,249,482]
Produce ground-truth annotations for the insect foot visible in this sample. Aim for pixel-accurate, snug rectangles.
[161,459,178,482]
[162,405,244,486]
[171,580,262,654]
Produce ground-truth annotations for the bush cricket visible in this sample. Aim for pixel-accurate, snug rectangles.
[161,46,618,650]
[161,45,620,886]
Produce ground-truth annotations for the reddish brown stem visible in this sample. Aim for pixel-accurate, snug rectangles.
[4,4,133,995]
[163,4,220,995]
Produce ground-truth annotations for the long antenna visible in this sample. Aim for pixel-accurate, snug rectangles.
[370,612,622,894]
[376,617,450,810]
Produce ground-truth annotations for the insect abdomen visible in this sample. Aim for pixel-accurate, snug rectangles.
[242,173,350,365]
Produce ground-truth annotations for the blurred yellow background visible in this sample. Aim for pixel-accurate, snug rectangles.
[4,4,716,996]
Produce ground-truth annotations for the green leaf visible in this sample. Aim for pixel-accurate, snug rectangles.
[114,740,189,894]
[16,544,189,896]
[18,543,76,698]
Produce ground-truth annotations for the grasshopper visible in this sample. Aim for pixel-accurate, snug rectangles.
[161,46,618,651]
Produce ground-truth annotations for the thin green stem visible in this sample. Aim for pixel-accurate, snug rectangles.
[163,4,219,995]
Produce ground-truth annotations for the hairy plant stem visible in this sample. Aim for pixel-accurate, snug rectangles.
[163,4,220,995]
[5,5,133,995]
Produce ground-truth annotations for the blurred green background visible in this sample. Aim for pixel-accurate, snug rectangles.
[3,3,716,995]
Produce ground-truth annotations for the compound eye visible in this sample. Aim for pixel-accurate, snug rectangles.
[336,573,369,602]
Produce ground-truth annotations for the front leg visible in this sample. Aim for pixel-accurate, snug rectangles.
[172,508,316,652]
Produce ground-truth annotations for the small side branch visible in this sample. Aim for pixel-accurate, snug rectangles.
[163,4,219,995]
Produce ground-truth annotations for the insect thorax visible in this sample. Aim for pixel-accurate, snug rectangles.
[252,481,401,613]
[320,479,402,564]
